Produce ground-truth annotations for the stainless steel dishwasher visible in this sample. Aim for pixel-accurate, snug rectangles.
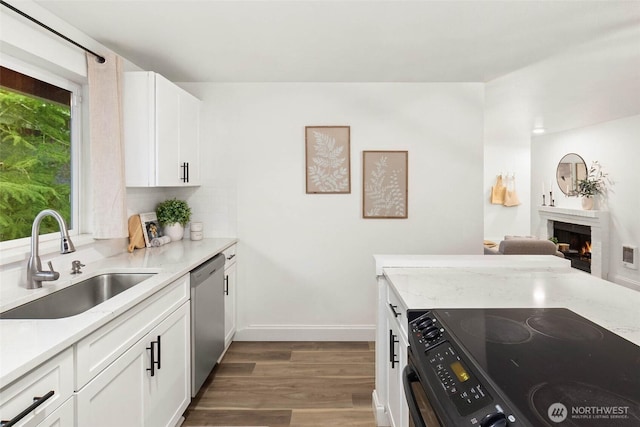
[190,253,225,397]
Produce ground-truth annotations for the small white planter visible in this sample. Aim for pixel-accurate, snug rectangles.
[164,223,184,241]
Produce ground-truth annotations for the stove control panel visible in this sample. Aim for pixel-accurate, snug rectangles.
[425,343,493,416]
[408,310,524,426]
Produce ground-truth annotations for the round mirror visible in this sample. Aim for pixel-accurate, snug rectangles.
[556,153,587,196]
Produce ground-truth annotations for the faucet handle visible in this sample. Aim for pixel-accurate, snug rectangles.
[42,261,60,281]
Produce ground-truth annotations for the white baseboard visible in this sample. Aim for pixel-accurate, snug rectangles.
[234,324,375,341]
[372,390,390,426]
[611,274,640,292]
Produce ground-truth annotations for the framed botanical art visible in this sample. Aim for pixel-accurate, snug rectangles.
[305,126,351,194]
[363,150,408,219]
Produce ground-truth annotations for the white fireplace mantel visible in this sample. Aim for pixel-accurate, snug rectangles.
[537,206,609,279]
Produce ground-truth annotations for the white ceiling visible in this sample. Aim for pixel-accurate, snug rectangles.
[30,0,640,83]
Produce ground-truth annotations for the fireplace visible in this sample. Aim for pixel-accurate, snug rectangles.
[553,221,591,273]
[537,207,609,279]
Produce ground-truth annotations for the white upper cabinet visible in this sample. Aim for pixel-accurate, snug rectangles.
[123,72,201,187]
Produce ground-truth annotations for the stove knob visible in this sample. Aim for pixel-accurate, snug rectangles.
[423,326,441,340]
[418,318,434,329]
[480,412,507,427]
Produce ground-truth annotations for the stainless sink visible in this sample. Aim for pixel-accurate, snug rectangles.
[0,273,156,319]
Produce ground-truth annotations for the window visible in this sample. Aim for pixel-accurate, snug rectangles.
[0,61,80,244]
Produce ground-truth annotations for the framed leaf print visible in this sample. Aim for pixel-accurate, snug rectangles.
[363,151,408,219]
[305,126,351,194]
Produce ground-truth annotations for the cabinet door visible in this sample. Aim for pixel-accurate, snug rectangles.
[386,311,408,427]
[179,89,201,186]
[224,261,237,349]
[154,74,181,186]
[386,316,401,427]
[145,303,191,427]
[76,340,147,427]
[123,72,155,186]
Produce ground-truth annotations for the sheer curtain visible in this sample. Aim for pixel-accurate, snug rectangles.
[86,52,127,238]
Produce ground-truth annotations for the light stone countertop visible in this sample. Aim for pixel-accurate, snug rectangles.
[375,255,640,346]
[0,238,236,387]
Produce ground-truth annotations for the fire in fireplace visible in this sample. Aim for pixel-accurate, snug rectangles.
[553,221,592,273]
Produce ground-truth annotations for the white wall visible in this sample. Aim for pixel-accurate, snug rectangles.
[531,115,640,289]
[483,144,531,241]
[182,82,485,340]
[484,26,640,241]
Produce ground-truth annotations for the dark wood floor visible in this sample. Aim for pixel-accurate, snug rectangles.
[183,341,377,427]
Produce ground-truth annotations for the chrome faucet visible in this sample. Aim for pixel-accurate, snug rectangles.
[26,209,76,289]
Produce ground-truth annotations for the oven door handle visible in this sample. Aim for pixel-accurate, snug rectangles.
[403,364,428,427]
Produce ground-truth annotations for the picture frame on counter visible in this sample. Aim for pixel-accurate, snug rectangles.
[363,150,408,219]
[305,126,351,194]
[139,212,162,248]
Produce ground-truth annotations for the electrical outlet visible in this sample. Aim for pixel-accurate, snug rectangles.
[622,245,638,270]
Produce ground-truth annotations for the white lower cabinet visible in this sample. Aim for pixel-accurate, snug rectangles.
[75,275,189,390]
[386,308,408,427]
[223,245,237,350]
[0,348,74,427]
[76,275,191,427]
[375,276,409,427]
[77,302,190,427]
[3,271,199,427]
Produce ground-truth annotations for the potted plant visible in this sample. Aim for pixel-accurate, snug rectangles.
[156,198,192,241]
[577,161,607,210]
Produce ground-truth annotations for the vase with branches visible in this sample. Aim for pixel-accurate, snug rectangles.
[577,161,607,210]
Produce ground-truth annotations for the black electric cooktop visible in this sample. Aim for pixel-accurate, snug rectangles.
[432,308,640,426]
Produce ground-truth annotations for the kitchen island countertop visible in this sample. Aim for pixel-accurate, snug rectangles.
[376,255,640,346]
[0,238,236,386]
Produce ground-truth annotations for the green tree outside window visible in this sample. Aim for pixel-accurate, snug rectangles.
[0,87,72,241]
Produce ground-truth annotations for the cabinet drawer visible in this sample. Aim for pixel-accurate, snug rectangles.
[222,245,237,267]
[387,286,408,336]
[0,348,73,427]
[36,396,74,427]
[76,275,189,389]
